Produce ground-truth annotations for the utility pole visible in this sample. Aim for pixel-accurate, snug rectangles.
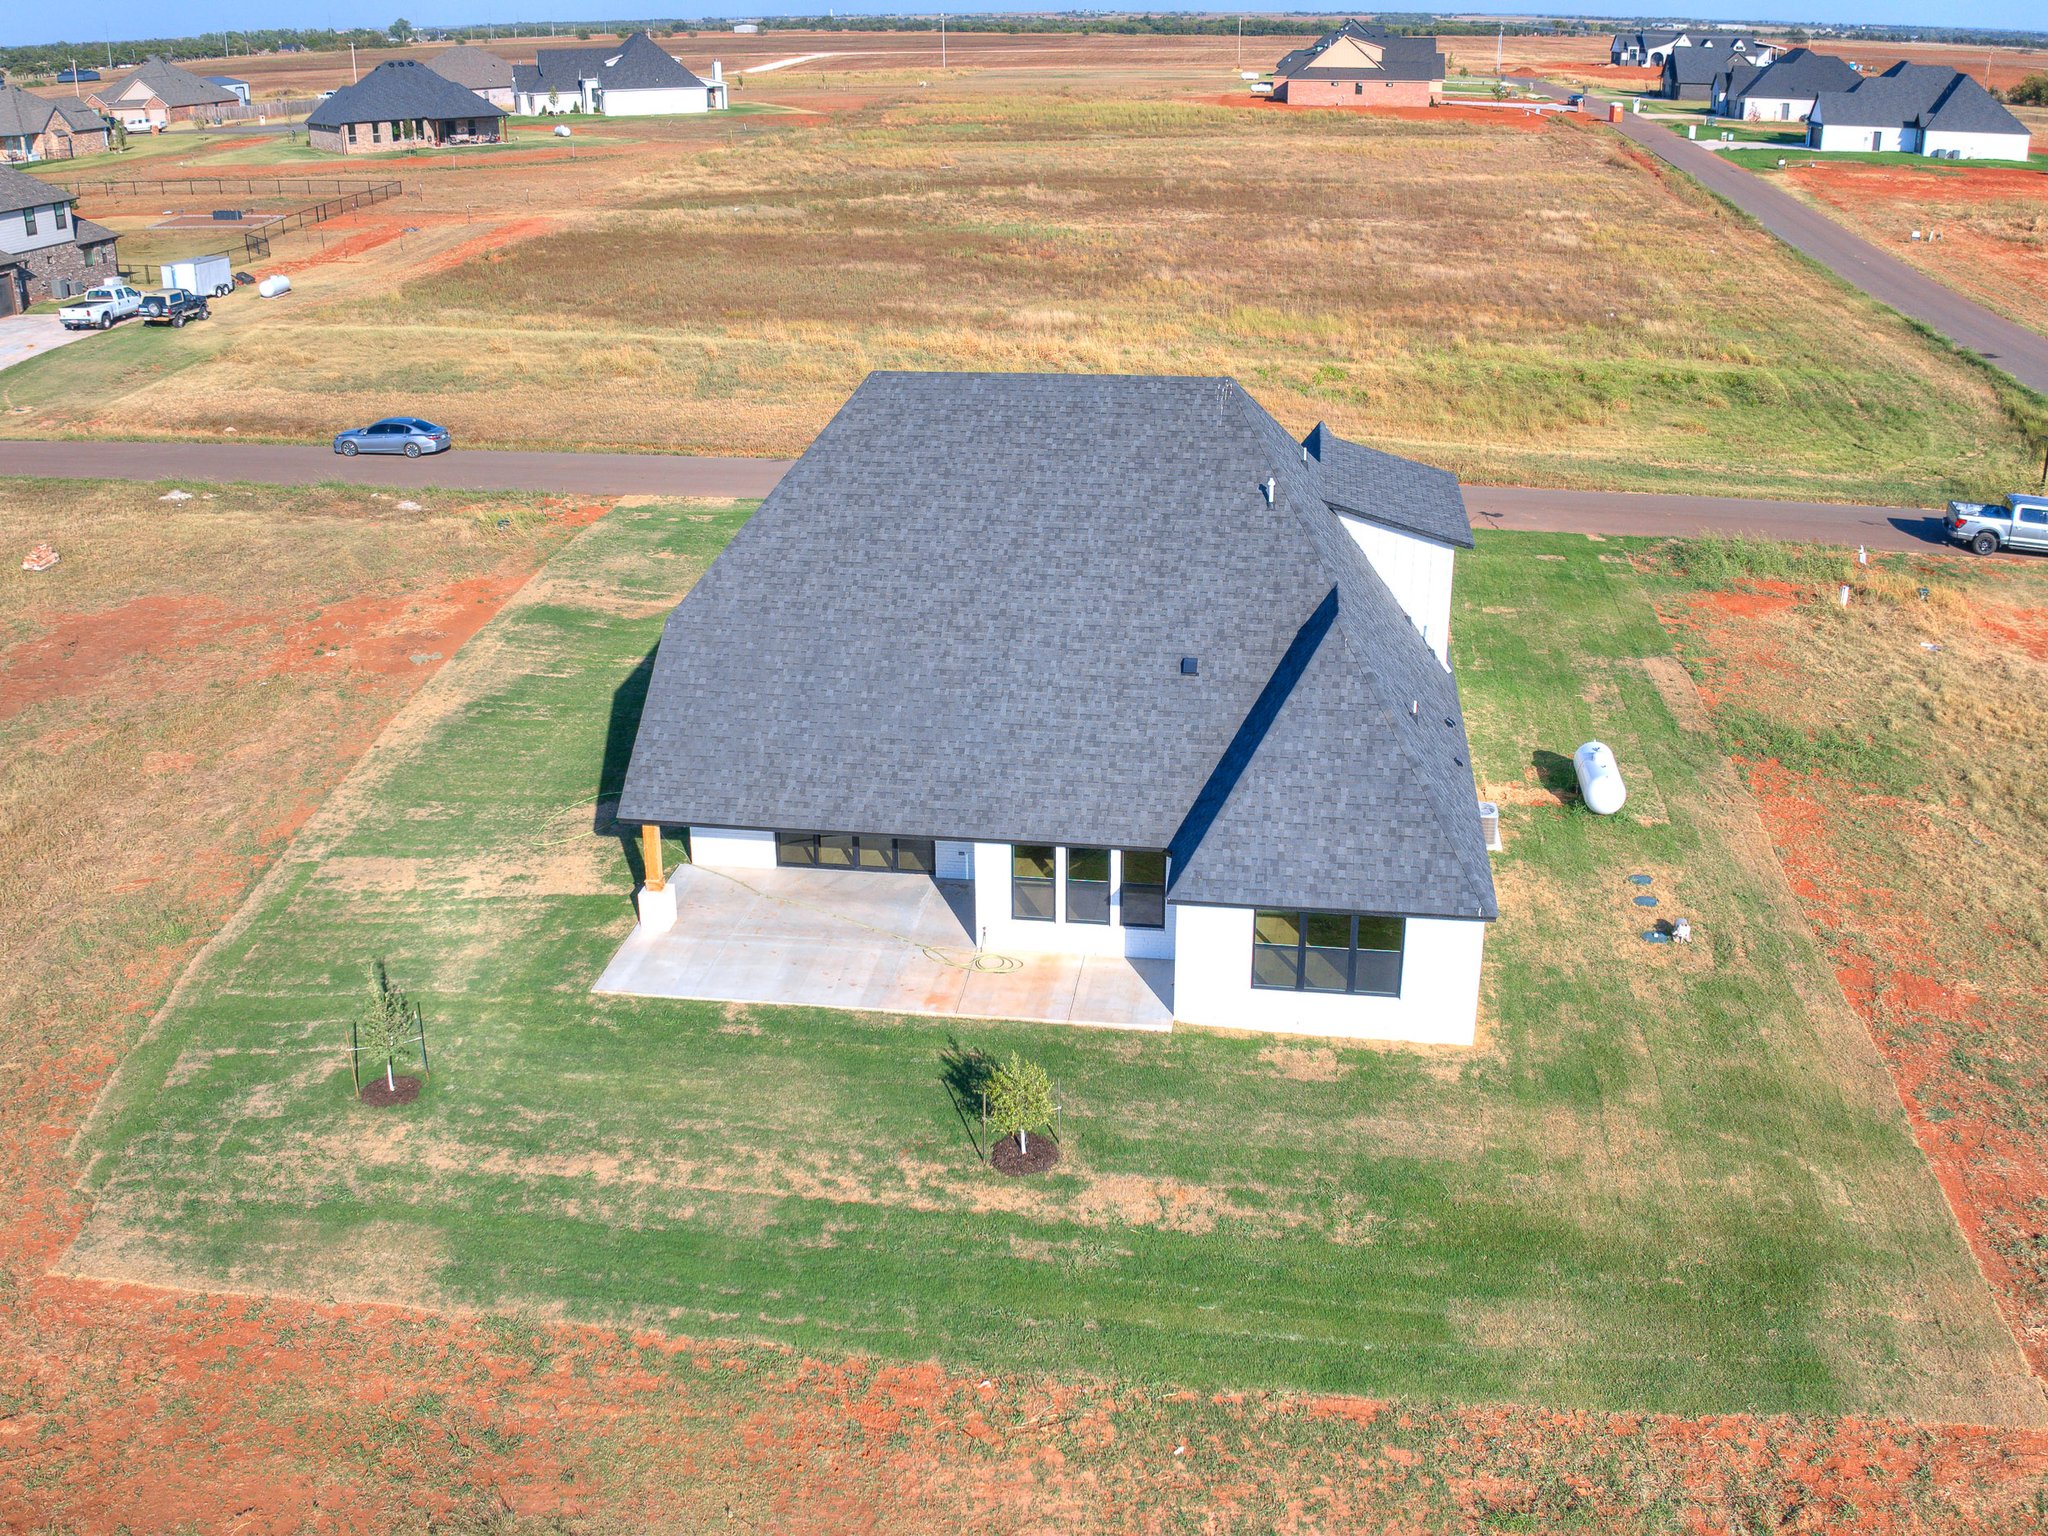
[1497,25,1504,83]
[1236,15,1243,71]
[350,42,358,83]
[70,59,80,97]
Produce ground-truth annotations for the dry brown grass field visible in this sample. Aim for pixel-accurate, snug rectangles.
[3,43,2040,508]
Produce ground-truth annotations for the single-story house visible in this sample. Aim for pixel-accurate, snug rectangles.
[305,60,506,154]
[0,164,118,314]
[1808,62,2033,159]
[88,55,239,129]
[0,85,112,162]
[512,30,726,116]
[206,76,251,106]
[1270,20,1444,107]
[1661,46,1725,102]
[424,45,516,111]
[616,372,1499,1047]
[1714,48,1862,121]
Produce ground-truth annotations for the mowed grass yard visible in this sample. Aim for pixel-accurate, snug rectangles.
[69,503,2041,1427]
[12,91,2041,505]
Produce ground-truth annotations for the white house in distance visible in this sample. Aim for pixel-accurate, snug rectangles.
[1714,47,1861,122]
[511,30,727,116]
[613,372,1498,1047]
[1808,62,2033,159]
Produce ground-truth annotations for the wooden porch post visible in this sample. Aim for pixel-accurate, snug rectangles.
[641,824,665,892]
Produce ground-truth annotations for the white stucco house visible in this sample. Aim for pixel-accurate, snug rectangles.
[511,30,726,116]
[1714,47,1861,122]
[1808,62,2033,159]
[614,372,1498,1046]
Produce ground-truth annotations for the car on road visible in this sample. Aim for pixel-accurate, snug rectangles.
[332,418,452,458]
[1946,493,2048,555]
[58,282,144,331]
[139,289,210,328]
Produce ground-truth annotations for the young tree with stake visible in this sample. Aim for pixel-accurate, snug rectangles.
[985,1052,1055,1157]
[358,961,415,1095]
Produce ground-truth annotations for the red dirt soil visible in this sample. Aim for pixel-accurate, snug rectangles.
[1786,161,2048,207]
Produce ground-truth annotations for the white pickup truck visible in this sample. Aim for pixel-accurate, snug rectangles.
[59,282,145,331]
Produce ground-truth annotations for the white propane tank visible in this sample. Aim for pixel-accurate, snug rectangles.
[256,274,291,298]
[554,124,572,137]
[1574,741,1627,816]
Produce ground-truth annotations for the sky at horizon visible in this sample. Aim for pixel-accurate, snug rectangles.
[1,5,2042,52]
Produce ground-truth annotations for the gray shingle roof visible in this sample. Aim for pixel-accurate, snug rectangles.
[0,164,72,217]
[306,60,506,128]
[1275,22,1444,83]
[1918,73,2029,136]
[521,31,705,94]
[1302,423,1472,548]
[1728,47,1860,102]
[118,56,238,109]
[50,98,110,132]
[618,372,1497,922]
[0,85,61,137]
[426,45,515,92]
[1809,62,2016,131]
[1665,48,1724,88]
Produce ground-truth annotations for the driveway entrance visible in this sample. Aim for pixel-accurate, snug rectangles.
[594,864,1173,1030]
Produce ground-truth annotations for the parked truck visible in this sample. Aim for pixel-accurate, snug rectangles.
[161,254,234,299]
[139,289,211,327]
[58,282,144,330]
[1946,494,2048,556]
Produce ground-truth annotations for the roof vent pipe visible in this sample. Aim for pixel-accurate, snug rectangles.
[1263,477,1275,505]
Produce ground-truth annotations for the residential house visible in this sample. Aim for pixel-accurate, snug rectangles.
[0,85,112,162]
[55,68,101,85]
[207,76,252,106]
[1661,46,1724,102]
[1615,30,1779,68]
[0,164,118,314]
[424,45,516,110]
[305,60,505,155]
[511,31,726,116]
[1808,62,2032,159]
[1270,20,1444,107]
[1713,47,1862,121]
[88,56,239,129]
[615,372,1499,1047]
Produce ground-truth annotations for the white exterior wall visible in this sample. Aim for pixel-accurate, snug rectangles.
[0,203,73,256]
[687,825,776,869]
[1920,128,2032,160]
[1735,94,1817,121]
[1336,513,1455,665]
[934,839,975,882]
[598,85,709,116]
[970,843,1175,960]
[1172,905,1485,1046]
[1811,120,1908,152]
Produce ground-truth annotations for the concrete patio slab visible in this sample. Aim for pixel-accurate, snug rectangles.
[593,864,1174,1031]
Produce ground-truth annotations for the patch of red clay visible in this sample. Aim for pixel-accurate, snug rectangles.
[0,594,260,720]
[1979,607,2048,662]
[1787,160,2048,206]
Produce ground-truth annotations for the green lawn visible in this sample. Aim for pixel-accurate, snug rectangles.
[68,506,2039,1425]
[1726,146,2048,174]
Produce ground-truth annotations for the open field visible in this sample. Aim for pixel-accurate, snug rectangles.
[3,75,2042,507]
[1,484,2044,1527]
[1754,160,2048,340]
[65,502,2039,1431]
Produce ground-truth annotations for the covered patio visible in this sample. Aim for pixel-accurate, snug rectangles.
[594,864,1173,1030]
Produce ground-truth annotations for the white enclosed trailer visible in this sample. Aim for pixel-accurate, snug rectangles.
[162,254,234,298]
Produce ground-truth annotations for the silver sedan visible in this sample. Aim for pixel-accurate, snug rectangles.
[332,417,452,458]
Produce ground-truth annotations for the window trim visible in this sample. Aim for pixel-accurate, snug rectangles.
[1250,911,1405,998]
[22,206,36,236]
[1065,846,1111,925]
[1117,849,1168,929]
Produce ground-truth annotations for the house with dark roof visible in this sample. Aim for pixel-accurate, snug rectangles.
[425,45,516,110]
[0,85,112,162]
[88,56,238,128]
[612,372,1498,1046]
[512,30,726,116]
[0,164,118,314]
[1808,62,2032,159]
[1269,20,1444,107]
[1713,48,1861,122]
[1615,29,1778,69]
[1661,45,1725,102]
[306,60,506,155]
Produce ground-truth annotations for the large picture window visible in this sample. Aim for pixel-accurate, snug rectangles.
[1066,847,1110,924]
[1012,845,1056,921]
[1120,850,1167,928]
[776,832,934,874]
[1251,911,1405,997]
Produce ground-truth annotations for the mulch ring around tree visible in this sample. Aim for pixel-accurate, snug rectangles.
[359,1074,423,1107]
[990,1132,1060,1177]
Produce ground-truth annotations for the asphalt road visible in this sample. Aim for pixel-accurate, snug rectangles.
[0,438,1967,552]
[1513,78,2048,398]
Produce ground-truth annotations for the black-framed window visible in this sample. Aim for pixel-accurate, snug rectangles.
[776,832,934,874]
[1013,845,1056,921]
[23,206,36,236]
[1251,911,1405,997]
[1120,850,1167,928]
[1066,847,1110,924]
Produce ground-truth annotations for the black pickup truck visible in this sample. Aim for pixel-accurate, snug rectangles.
[139,289,211,328]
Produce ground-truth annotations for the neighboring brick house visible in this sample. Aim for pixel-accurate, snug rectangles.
[0,164,118,315]
[424,45,517,111]
[89,56,238,129]
[1271,20,1444,108]
[305,60,505,155]
[0,85,113,162]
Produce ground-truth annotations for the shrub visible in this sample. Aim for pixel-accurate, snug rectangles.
[985,1052,1055,1155]
[357,961,416,1094]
